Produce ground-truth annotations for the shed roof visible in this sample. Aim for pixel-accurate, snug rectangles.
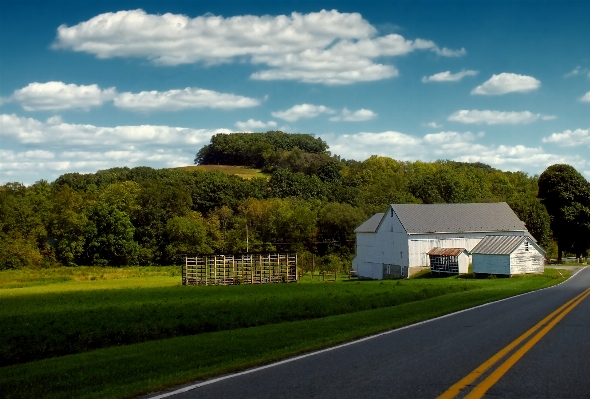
[391,202,526,234]
[470,235,544,256]
[428,247,468,256]
[354,213,385,233]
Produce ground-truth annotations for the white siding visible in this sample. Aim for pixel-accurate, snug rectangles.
[473,254,510,275]
[408,237,480,267]
[509,242,544,274]
[355,262,383,279]
[458,252,470,274]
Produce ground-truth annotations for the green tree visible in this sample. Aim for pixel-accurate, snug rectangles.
[317,202,366,256]
[165,212,212,262]
[48,185,89,266]
[83,202,138,266]
[538,164,590,262]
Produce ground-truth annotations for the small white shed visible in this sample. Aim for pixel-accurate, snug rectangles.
[428,247,470,274]
[471,235,545,276]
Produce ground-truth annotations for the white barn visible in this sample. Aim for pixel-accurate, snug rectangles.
[352,203,533,279]
[471,235,545,276]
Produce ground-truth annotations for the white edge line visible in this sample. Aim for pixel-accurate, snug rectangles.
[147,267,587,399]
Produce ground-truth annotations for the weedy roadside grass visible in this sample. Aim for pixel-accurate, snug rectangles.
[0,267,571,399]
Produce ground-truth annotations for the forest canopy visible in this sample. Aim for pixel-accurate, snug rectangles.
[1,131,587,270]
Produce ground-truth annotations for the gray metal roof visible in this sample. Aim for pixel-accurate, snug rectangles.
[354,213,385,233]
[470,235,526,255]
[391,202,527,234]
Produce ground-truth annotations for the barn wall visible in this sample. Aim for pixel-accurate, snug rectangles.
[408,238,478,267]
[473,254,510,275]
[509,242,544,274]
[407,231,526,268]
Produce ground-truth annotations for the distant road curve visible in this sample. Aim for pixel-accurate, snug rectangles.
[146,267,590,399]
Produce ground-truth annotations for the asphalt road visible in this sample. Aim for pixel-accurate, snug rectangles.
[148,267,590,399]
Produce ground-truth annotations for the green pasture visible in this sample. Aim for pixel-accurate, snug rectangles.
[177,165,269,180]
[0,266,572,399]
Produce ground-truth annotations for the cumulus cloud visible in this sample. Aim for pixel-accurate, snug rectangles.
[471,73,541,95]
[234,119,277,131]
[0,113,230,147]
[424,122,443,128]
[329,108,376,122]
[53,9,465,85]
[448,110,555,125]
[113,88,260,112]
[0,113,237,184]
[271,104,335,121]
[542,128,590,147]
[8,82,116,111]
[422,69,478,83]
[324,129,586,177]
[580,92,590,102]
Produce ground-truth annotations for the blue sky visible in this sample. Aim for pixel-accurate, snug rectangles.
[1,0,589,184]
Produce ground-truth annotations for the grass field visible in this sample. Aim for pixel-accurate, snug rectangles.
[0,266,572,399]
[177,165,270,179]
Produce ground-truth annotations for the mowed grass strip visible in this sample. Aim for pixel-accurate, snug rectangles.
[2,270,481,366]
[0,270,569,399]
[177,165,270,180]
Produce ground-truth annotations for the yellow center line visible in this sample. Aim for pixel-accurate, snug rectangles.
[437,287,590,399]
[464,287,590,399]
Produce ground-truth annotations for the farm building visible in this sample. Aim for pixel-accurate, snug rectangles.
[471,235,545,276]
[352,202,534,279]
[428,247,470,274]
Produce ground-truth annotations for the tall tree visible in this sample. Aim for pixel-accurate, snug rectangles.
[538,164,590,263]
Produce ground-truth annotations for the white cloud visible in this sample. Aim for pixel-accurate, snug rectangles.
[580,92,590,102]
[234,119,277,131]
[0,113,231,148]
[424,122,443,128]
[9,82,116,111]
[471,73,541,95]
[271,104,335,121]
[113,88,260,112]
[329,108,376,122]
[564,66,589,77]
[542,128,590,147]
[53,9,465,85]
[324,130,586,177]
[422,69,478,82]
[0,113,236,184]
[448,110,555,125]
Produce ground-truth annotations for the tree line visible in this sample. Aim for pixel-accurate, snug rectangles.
[1,131,588,270]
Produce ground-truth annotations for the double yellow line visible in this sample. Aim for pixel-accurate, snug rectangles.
[437,287,590,399]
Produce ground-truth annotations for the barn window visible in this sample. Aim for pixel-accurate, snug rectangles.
[387,264,391,275]
[525,241,529,251]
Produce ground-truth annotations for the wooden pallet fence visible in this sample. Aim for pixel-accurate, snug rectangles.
[183,253,298,286]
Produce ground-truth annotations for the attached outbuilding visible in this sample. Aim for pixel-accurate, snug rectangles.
[428,247,470,274]
[353,202,534,279]
[471,235,545,277]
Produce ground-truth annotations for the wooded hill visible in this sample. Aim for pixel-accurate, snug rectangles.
[1,131,588,270]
